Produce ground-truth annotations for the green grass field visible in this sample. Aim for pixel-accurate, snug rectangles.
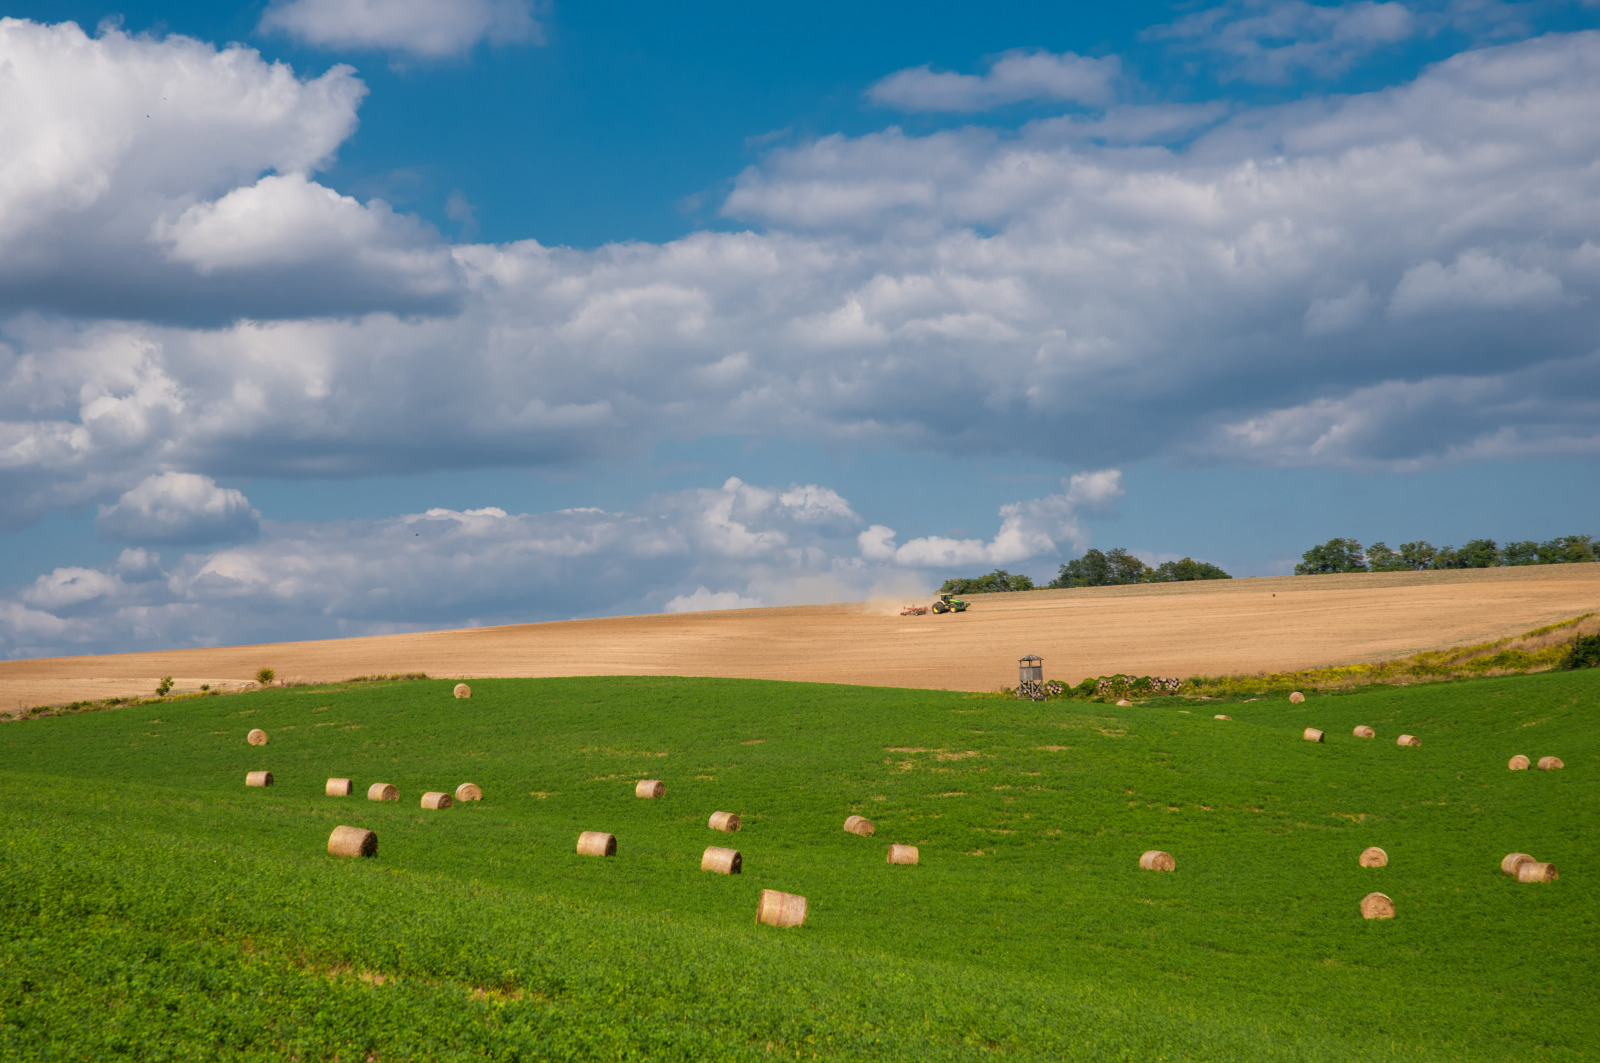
[1,670,1595,1061]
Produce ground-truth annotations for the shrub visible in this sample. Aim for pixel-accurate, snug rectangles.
[155,676,173,697]
[255,668,276,687]
[1559,634,1600,670]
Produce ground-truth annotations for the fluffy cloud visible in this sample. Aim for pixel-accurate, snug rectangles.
[867,50,1122,111]
[3,21,1600,537]
[259,0,540,59]
[0,19,458,322]
[869,471,1123,568]
[0,475,1103,657]
[1149,0,1417,82]
[96,472,260,545]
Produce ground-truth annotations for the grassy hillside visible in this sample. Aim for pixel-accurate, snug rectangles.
[1,672,1595,1061]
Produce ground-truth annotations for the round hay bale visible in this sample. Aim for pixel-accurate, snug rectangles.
[1538,756,1564,771]
[1139,850,1175,871]
[247,728,268,746]
[1501,852,1535,876]
[455,783,483,802]
[1303,727,1325,743]
[756,888,807,928]
[1396,734,1420,747]
[1353,725,1376,738]
[327,825,377,858]
[367,782,398,802]
[1360,892,1395,919]
[1214,714,1231,720]
[843,815,876,836]
[635,779,664,799]
[325,777,353,797]
[1289,691,1306,703]
[887,844,919,866]
[420,791,452,810]
[245,770,273,787]
[1516,861,1558,883]
[453,683,471,698]
[701,846,742,874]
[1508,755,1530,770]
[1115,699,1133,707]
[708,811,741,833]
[576,831,616,857]
[1358,846,1388,867]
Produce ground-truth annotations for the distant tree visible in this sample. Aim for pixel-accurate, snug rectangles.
[1365,542,1410,572]
[155,676,174,697]
[1295,538,1367,575]
[939,569,1035,594]
[1503,540,1539,566]
[1051,548,1109,588]
[1104,548,1150,585]
[1148,557,1231,582]
[1537,535,1596,564]
[1050,547,1150,588]
[1398,541,1437,570]
[1457,539,1501,568]
[1432,545,1464,569]
[256,667,276,687]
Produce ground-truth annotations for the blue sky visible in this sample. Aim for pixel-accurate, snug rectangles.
[1,0,1598,657]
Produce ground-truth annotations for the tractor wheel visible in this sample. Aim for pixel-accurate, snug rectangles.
[932,602,949,614]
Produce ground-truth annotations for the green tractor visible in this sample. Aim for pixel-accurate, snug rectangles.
[930,592,969,614]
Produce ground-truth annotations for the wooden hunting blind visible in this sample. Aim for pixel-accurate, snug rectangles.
[1018,655,1044,700]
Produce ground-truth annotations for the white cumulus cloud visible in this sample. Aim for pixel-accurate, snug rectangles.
[96,472,260,545]
[1149,0,1417,82]
[867,49,1122,112]
[259,0,540,59]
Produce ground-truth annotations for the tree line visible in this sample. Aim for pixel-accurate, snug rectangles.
[938,550,1230,595]
[1295,535,1597,574]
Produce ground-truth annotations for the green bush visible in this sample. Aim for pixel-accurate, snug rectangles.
[1559,633,1600,670]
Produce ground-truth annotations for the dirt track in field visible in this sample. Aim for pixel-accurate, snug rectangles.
[2,565,1597,710]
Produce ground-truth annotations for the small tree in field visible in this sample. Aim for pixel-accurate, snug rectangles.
[155,676,173,697]
[256,668,276,687]
[1295,538,1367,575]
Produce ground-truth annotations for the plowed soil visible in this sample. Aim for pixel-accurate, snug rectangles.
[3,565,1596,710]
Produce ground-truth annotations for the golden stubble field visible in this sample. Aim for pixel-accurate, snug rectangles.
[2,565,1597,711]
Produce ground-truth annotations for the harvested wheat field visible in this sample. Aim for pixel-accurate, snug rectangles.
[2,566,1597,710]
